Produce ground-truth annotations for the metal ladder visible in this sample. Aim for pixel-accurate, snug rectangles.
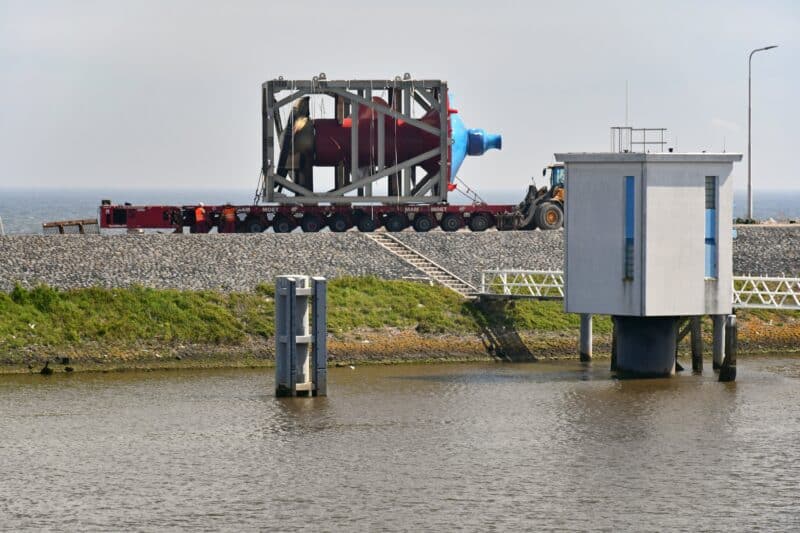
[365,232,477,298]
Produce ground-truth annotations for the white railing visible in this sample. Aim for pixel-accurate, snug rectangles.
[733,275,800,310]
[480,270,565,299]
[480,270,800,310]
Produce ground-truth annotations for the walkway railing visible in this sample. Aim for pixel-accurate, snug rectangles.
[480,270,565,300]
[732,276,800,310]
[480,270,800,310]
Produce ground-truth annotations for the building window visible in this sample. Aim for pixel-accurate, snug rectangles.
[624,176,634,279]
[705,176,717,278]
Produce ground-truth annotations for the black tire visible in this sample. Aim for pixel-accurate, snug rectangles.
[468,213,491,232]
[357,216,377,233]
[535,202,563,230]
[328,214,349,233]
[300,214,324,233]
[385,213,407,233]
[272,215,294,233]
[440,213,462,232]
[244,217,265,233]
[412,215,434,232]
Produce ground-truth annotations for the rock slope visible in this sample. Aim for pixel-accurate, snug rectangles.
[0,226,797,291]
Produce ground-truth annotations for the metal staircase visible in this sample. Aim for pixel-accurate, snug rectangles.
[365,232,477,298]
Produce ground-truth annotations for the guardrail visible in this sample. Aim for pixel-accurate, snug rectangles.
[733,275,800,310]
[480,270,800,310]
[42,219,100,235]
[480,270,565,300]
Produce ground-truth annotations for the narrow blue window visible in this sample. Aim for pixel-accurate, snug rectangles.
[705,176,717,278]
[624,176,634,279]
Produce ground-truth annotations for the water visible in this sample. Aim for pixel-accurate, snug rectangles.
[1,188,799,234]
[1,358,798,530]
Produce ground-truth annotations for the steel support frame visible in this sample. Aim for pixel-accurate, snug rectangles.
[262,78,449,205]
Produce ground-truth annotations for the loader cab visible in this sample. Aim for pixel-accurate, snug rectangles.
[542,163,565,189]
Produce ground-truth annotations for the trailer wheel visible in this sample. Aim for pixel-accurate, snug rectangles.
[412,215,434,232]
[440,213,462,232]
[272,215,294,233]
[328,214,349,233]
[357,216,377,233]
[301,214,324,233]
[468,214,491,232]
[244,217,266,233]
[385,213,407,233]
[535,202,563,230]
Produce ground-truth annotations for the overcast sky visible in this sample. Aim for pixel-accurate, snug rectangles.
[0,0,796,192]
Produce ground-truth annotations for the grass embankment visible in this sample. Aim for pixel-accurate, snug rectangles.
[0,278,797,373]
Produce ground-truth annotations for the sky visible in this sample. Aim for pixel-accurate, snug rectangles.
[0,0,797,192]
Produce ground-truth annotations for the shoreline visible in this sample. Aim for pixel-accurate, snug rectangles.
[2,327,798,375]
[1,280,798,376]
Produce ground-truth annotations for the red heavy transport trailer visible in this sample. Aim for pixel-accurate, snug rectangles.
[98,196,550,234]
[98,76,566,234]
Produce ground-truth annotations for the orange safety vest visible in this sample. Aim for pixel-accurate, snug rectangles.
[223,207,236,223]
[195,206,206,222]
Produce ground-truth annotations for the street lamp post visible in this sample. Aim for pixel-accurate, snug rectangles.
[748,45,778,221]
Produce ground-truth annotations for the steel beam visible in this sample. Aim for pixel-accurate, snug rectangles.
[327,88,440,136]
[265,79,443,91]
[437,81,449,195]
[403,88,413,195]
[275,89,309,109]
[272,174,316,197]
[351,102,359,184]
[329,148,441,196]
[265,85,276,201]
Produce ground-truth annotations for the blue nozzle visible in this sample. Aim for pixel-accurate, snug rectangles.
[448,91,502,180]
[467,129,502,156]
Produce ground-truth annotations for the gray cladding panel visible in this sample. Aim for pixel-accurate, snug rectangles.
[564,162,642,315]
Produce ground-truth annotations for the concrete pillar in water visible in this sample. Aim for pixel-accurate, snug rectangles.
[712,315,726,370]
[275,275,327,397]
[690,317,703,373]
[579,313,593,362]
[614,316,678,378]
[610,317,618,371]
[719,314,737,382]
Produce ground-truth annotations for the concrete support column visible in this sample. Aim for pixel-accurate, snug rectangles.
[719,314,737,382]
[712,315,726,370]
[579,313,592,362]
[690,316,703,373]
[610,317,618,371]
[614,316,678,378]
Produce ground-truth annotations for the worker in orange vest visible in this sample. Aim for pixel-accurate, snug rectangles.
[194,202,207,233]
[221,203,237,233]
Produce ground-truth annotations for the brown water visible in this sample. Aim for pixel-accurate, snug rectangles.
[1,358,799,531]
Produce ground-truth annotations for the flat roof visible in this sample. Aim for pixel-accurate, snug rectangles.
[554,152,743,163]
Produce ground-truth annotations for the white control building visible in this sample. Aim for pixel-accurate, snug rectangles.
[556,152,742,376]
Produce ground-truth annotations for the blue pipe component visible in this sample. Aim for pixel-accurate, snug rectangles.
[449,93,502,180]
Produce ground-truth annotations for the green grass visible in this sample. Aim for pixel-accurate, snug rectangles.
[1,285,248,350]
[1,278,793,355]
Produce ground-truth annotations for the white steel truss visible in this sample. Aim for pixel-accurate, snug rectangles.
[732,275,800,310]
[480,270,565,300]
[480,271,800,310]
